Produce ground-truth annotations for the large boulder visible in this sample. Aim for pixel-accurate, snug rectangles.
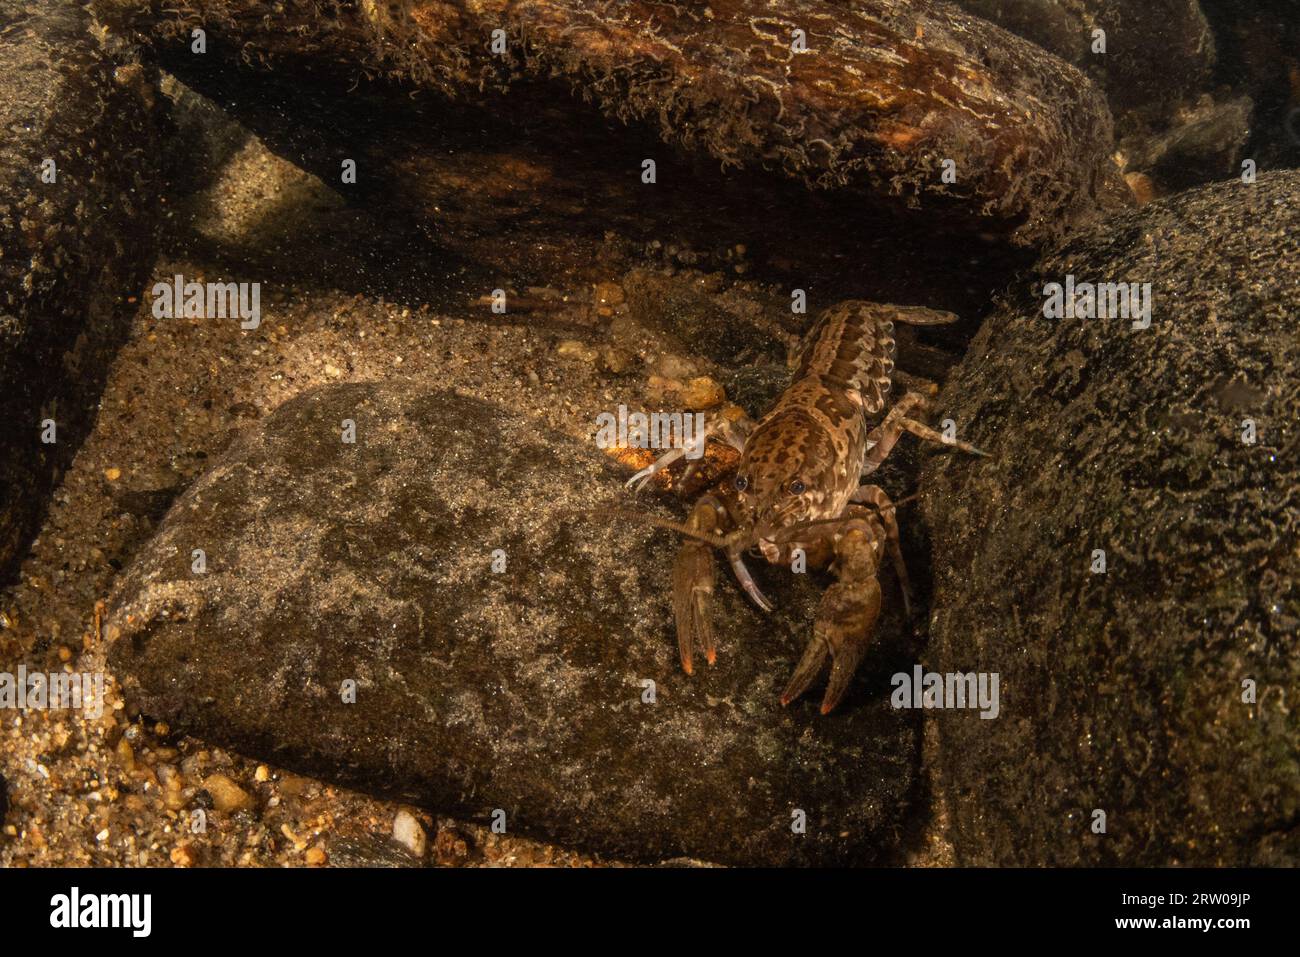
[952,0,1215,126]
[920,171,1300,865]
[0,0,164,583]
[97,0,1125,243]
[106,383,920,865]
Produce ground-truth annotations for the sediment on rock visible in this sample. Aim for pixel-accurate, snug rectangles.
[107,384,920,866]
[920,170,1300,866]
[95,0,1125,244]
[0,0,165,583]
[951,1,1216,127]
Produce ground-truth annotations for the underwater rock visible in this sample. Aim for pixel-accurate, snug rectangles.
[97,0,1122,244]
[326,834,423,869]
[919,170,1300,865]
[952,0,1216,129]
[1198,0,1300,169]
[106,384,919,866]
[1125,95,1253,194]
[619,268,787,368]
[0,0,164,583]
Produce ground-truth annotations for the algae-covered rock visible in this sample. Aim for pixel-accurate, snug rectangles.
[920,171,1300,865]
[953,1,1216,126]
[1199,0,1300,169]
[107,383,919,865]
[0,0,164,583]
[97,0,1124,243]
[1127,95,1253,193]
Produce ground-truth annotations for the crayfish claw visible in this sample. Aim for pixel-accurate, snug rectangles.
[780,634,829,708]
[783,566,882,713]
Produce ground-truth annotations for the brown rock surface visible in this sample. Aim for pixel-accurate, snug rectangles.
[96,0,1125,243]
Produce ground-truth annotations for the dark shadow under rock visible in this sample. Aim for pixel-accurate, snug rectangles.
[920,170,1300,866]
[107,384,919,865]
[1199,0,1300,170]
[153,55,1034,323]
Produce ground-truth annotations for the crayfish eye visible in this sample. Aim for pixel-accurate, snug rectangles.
[734,475,749,492]
[788,479,806,495]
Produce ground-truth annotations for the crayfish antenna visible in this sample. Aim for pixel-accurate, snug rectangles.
[554,507,732,549]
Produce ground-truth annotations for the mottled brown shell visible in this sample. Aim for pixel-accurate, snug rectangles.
[793,300,901,415]
[736,300,959,536]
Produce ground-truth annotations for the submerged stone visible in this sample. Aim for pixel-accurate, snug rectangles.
[920,171,1300,866]
[0,0,164,583]
[953,0,1215,126]
[100,0,1124,243]
[107,384,918,865]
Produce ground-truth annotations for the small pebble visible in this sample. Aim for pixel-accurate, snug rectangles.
[202,773,254,813]
[163,774,188,811]
[598,346,636,375]
[680,376,726,410]
[593,280,626,306]
[114,737,135,772]
[645,374,682,404]
[653,354,700,380]
[169,845,196,867]
[393,809,427,857]
[556,339,598,363]
[281,824,309,851]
